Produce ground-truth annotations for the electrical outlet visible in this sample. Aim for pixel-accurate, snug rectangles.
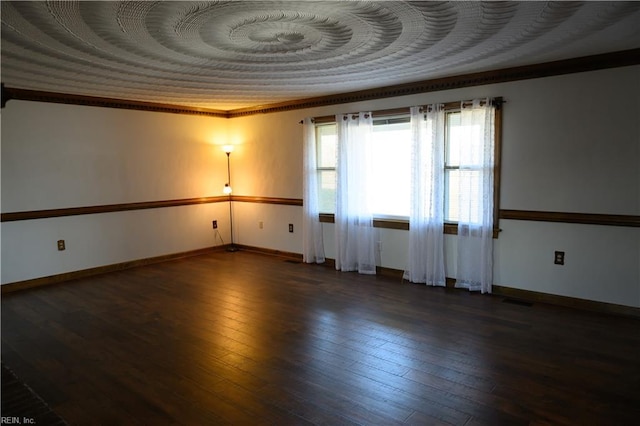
[212,220,218,229]
[288,224,294,233]
[57,240,66,251]
[554,251,565,265]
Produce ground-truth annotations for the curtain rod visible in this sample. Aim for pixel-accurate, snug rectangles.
[299,97,504,124]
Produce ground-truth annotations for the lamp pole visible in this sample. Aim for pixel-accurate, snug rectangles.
[225,149,238,252]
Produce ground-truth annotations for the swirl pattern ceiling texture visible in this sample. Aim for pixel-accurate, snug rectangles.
[2,1,639,110]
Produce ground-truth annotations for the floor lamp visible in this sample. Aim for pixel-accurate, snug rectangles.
[223,145,238,252]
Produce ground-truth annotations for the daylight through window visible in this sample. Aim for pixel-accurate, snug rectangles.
[315,101,501,228]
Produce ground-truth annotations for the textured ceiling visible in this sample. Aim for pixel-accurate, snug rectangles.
[2,1,640,111]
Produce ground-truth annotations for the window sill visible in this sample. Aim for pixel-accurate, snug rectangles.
[319,214,500,238]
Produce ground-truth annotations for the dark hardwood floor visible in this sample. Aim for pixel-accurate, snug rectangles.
[2,250,639,425]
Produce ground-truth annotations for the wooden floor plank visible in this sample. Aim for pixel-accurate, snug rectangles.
[2,251,639,425]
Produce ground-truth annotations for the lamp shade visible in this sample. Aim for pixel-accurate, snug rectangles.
[223,145,234,154]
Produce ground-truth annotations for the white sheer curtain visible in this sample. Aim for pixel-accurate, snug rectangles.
[455,99,495,293]
[301,117,325,264]
[335,112,377,274]
[404,105,446,286]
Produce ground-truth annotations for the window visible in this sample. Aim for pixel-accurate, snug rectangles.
[315,124,337,213]
[315,100,501,231]
[371,118,412,218]
[316,118,412,219]
[445,110,486,223]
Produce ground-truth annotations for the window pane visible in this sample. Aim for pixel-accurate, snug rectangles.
[446,112,461,166]
[447,111,485,168]
[316,123,337,213]
[318,170,336,213]
[446,169,482,223]
[371,122,411,217]
[316,124,337,168]
[445,169,459,222]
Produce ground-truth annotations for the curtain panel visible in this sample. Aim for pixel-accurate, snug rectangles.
[301,117,326,264]
[455,99,495,293]
[334,112,377,274]
[404,105,446,286]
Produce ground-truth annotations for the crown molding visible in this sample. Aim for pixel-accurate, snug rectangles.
[2,49,639,116]
[0,84,228,117]
[226,48,640,117]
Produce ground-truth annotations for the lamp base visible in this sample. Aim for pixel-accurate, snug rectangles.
[226,245,239,252]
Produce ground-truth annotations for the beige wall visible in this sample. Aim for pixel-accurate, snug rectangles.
[1,103,231,283]
[2,65,639,308]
